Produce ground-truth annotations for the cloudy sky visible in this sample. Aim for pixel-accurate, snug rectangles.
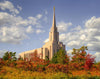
[0,0,100,62]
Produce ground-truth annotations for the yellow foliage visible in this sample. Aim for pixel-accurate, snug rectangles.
[0,66,100,79]
[0,66,67,79]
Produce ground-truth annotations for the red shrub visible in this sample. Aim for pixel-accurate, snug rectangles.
[46,64,68,73]
[84,54,95,70]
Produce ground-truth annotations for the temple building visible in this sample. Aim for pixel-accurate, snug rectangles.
[19,8,66,60]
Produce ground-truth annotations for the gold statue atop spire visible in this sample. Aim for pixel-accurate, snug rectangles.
[53,6,55,11]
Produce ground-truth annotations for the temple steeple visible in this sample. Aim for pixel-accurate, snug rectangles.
[49,7,59,42]
[52,7,56,28]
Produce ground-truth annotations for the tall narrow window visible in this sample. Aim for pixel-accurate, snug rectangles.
[48,51,49,60]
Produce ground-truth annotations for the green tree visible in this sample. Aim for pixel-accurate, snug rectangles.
[52,53,58,63]
[52,48,66,64]
[3,51,17,61]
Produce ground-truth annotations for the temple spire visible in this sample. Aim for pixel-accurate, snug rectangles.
[49,7,59,42]
[52,6,56,29]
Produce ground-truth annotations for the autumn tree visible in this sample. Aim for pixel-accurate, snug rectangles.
[72,46,87,63]
[71,46,87,69]
[71,46,96,70]
[84,54,95,70]
[65,54,70,64]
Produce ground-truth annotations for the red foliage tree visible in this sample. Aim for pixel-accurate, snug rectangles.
[84,54,95,70]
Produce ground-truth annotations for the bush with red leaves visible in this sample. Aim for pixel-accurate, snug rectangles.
[84,54,95,70]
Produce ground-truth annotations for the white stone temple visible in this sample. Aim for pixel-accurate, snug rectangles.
[19,7,66,60]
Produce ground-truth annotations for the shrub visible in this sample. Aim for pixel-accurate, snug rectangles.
[84,54,95,70]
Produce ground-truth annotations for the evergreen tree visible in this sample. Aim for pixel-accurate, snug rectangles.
[52,48,66,64]
[52,53,58,63]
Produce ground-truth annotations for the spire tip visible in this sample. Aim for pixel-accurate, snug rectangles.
[53,6,55,11]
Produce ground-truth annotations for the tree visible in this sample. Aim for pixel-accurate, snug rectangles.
[52,53,58,64]
[65,55,70,64]
[52,48,66,64]
[3,51,17,61]
[84,54,95,70]
[57,48,66,64]
[71,46,87,70]
[71,46,96,70]
[71,46,87,63]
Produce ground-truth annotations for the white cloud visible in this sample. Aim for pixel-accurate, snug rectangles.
[66,49,73,60]
[26,26,34,33]
[85,16,100,29]
[0,1,19,14]
[0,11,45,44]
[0,12,28,44]
[80,34,86,40]
[36,29,45,34]
[84,17,100,52]
[95,36,100,40]
[0,26,27,44]
[59,34,66,42]
[87,42,100,52]
[87,43,93,47]
[71,25,81,31]
[58,16,100,52]
[67,49,73,54]
[36,14,42,19]
[28,16,38,25]
[57,22,72,33]
[28,16,43,28]
[0,12,28,26]
[94,52,100,62]
[0,0,47,44]
[0,50,7,58]
[44,38,49,43]
[17,5,22,11]
[67,41,81,47]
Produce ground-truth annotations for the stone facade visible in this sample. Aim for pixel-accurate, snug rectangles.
[19,8,66,60]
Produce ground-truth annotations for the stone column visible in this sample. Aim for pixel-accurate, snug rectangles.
[43,48,46,59]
